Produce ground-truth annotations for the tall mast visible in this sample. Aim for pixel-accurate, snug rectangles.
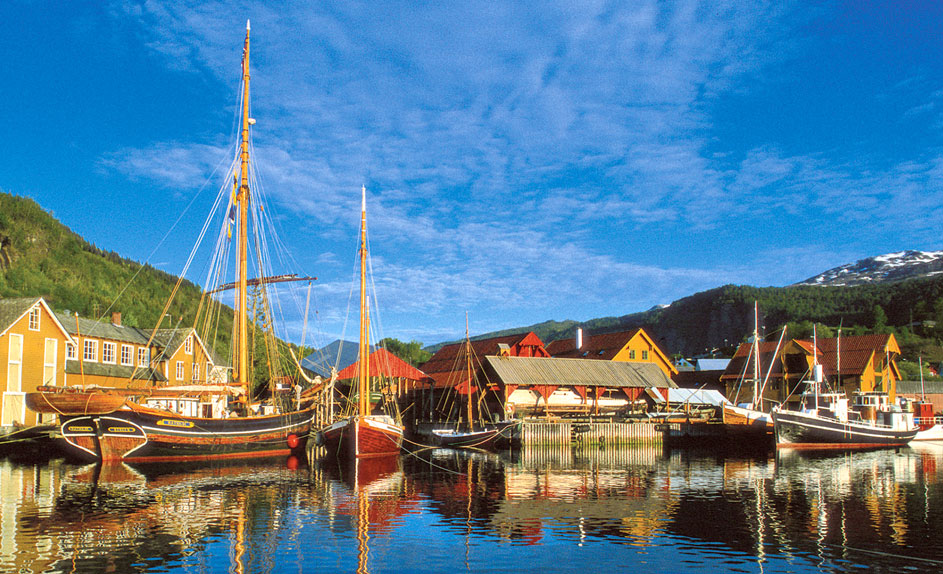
[752,301,760,410]
[466,312,473,431]
[234,20,251,389]
[358,186,370,418]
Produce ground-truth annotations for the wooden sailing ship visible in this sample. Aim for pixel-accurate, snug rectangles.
[25,22,316,463]
[320,187,404,459]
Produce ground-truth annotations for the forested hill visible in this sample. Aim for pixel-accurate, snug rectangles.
[0,191,217,336]
[456,279,943,361]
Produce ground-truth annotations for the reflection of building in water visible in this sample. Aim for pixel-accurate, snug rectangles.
[0,459,314,573]
[495,446,673,544]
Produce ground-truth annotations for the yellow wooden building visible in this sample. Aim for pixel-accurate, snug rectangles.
[0,297,73,428]
[546,328,678,377]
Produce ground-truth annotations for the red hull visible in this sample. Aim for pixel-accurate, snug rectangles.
[322,416,403,459]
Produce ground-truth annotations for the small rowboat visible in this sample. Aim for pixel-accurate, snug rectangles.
[26,388,128,416]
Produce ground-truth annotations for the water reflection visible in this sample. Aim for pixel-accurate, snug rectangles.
[1,443,942,572]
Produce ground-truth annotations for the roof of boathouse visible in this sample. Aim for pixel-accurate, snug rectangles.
[482,355,678,389]
[421,331,549,387]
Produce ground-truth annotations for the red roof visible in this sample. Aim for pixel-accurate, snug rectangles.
[335,348,430,382]
[721,341,787,381]
[547,329,644,360]
[421,332,548,388]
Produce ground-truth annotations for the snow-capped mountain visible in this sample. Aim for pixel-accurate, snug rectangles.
[796,250,943,286]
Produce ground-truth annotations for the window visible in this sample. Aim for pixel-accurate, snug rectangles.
[121,345,133,366]
[83,339,98,362]
[629,350,636,359]
[176,361,184,381]
[185,335,193,355]
[102,342,116,364]
[642,350,649,360]
[138,348,150,368]
[28,307,40,331]
[66,342,76,361]
[192,362,200,381]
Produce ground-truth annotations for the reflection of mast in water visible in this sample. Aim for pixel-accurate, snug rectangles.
[356,485,370,574]
[232,492,247,574]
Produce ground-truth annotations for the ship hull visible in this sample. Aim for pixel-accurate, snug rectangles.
[425,420,520,450]
[58,406,313,463]
[772,409,917,448]
[322,416,403,459]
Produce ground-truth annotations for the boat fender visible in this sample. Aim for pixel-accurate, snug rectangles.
[287,434,299,449]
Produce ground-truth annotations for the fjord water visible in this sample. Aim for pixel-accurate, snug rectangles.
[2,443,942,573]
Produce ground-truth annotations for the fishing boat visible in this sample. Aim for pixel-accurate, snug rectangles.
[320,188,404,459]
[423,315,519,450]
[25,22,316,463]
[771,330,917,449]
[721,303,781,442]
[771,371,917,448]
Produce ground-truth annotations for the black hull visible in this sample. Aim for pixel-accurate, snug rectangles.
[416,420,520,450]
[58,407,313,463]
[772,410,917,448]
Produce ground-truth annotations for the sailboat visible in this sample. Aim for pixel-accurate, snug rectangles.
[320,188,404,459]
[26,22,316,463]
[721,302,779,442]
[427,315,518,450]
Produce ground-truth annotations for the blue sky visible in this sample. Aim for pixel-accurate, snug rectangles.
[2,1,942,348]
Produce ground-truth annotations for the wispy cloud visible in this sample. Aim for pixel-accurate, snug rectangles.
[99,1,943,341]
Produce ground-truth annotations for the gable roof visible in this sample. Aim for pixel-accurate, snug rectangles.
[547,328,677,373]
[335,348,430,382]
[0,297,73,342]
[721,340,787,382]
[421,332,548,386]
[483,355,677,389]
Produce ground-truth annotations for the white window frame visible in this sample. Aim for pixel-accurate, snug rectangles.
[176,361,184,381]
[121,344,133,366]
[192,362,200,381]
[28,307,40,331]
[185,335,193,355]
[102,342,117,364]
[66,342,76,361]
[138,348,149,368]
[83,339,98,363]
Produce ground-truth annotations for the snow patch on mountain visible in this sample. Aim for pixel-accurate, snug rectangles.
[796,250,943,286]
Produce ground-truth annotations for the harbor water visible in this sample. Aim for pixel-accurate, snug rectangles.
[2,442,943,573]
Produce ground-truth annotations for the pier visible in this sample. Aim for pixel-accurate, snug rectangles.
[519,419,661,446]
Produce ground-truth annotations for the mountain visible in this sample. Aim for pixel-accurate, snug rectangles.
[796,250,943,286]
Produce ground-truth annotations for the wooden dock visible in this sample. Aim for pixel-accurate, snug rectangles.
[520,420,661,446]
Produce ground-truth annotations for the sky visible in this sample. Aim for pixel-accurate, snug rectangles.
[2,1,942,349]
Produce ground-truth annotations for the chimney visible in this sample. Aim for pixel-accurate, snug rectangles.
[111,312,122,326]
[576,328,583,350]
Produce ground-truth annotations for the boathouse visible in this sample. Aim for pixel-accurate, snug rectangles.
[0,297,73,428]
[482,355,677,417]
[546,328,678,377]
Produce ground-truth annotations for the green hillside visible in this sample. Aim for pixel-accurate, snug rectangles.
[456,280,943,367]
[0,191,302,390]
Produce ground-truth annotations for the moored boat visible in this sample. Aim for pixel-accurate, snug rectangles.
[26,22,316,463]
[321,187,404,459]
[772,380,917,448]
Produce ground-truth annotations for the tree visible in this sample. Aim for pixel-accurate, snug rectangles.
[380,337,431,367]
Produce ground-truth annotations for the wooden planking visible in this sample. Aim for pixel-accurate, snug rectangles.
[521,420,660,446]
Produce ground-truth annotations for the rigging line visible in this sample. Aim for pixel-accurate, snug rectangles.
[94,141,238,327]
